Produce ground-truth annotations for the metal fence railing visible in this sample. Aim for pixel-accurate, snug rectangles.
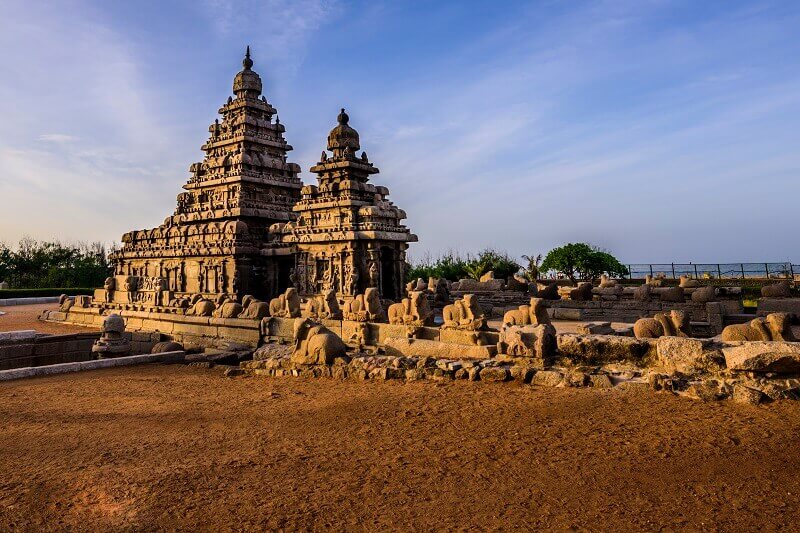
[625,263,799,280]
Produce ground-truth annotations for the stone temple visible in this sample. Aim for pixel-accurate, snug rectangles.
[108,48,414,303]
[274,109,416,301]
[39,48,800,410]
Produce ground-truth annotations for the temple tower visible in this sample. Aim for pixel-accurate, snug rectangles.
[276,109,417,300]
[110,48,303,299]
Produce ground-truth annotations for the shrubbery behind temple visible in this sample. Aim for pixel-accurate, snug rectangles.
[0,238,113,289]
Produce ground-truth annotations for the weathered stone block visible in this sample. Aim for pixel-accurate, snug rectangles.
[479,366,509,382]
[531,370,563,387]
[732,384,763,405]
[557,334,653,364]
[383,337,496,360]
[589,374,613,388]
[439,328,498,347]
[657,337,722,375]
[722,341,800,374]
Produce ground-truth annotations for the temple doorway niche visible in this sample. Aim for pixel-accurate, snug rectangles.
[276,256,294,296]
[380,246,397,300]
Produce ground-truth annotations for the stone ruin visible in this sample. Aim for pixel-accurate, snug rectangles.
[36,47,800,406]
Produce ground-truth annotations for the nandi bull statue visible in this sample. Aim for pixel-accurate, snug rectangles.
[290,318,348,365]
[387,290,434,326]
[442,294,486,331]
[633,310,692,339]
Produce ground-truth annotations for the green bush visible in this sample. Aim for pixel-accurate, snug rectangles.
[0,288,95,299]
[406,249,521,282]
[0,238,113,289]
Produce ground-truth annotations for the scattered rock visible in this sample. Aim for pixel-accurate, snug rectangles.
[589,374,613,389]
[657,337,724,375]
[531,370,563,388]
[685,381,725,402]
[722,342,800,374]
[557,334,654,364]
[479,366,509,382]
[615,380,651,394]
[732,384,763,405]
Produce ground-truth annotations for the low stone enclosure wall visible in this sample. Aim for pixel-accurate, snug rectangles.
[0,328,162,371]
[459,290,800,335]
[41,305,800,405]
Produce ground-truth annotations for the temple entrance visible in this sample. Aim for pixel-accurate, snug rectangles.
[380,247,397,300]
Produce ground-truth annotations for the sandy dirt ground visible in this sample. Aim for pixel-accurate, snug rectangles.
[0,303,98,335]
[1,365,799,531]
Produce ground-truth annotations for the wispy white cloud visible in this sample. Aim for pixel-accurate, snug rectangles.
[38,134,79,143]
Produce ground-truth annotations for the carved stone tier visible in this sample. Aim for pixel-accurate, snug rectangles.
[110,48,301,300]
[277,109,417,300]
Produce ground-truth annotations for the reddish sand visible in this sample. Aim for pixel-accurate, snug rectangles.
[1,365,799,530]
[0,303,98,335]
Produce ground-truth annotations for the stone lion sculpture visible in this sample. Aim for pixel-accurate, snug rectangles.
[305,289,342,320]
[633,310,691,339]
[761,280,792,298]
[442,294,486,330]
[343,288,385,322]
[721,312,796,342]
[290,318,348,365]
[238,297,270,319]
[502,297,551,327]
[269,287,301,318]
[388,290,434,326]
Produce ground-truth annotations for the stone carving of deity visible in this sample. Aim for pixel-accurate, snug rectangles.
[232,270,240,295]
[368,261,379,288]
[345,262,359,295]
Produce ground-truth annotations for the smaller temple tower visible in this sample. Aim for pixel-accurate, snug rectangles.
[276,109,417,300]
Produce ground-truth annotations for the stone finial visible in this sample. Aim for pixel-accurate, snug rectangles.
[243,45,253,70]
[326,107,360,155]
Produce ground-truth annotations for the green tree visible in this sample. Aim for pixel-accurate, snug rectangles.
[521,254,542,281]
[2,237,113,289]
[540,243,628,283]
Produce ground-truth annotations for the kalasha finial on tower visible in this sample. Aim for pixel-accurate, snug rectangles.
[337,108,349,125]
[243,45,253,70]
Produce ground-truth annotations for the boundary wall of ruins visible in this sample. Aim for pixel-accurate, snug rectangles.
[0,331,161,370]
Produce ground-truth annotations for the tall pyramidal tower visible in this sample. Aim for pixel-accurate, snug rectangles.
[110,48,302,299]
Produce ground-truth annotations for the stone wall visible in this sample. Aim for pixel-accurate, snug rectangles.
[0,330,161,370]
[41,307,259,349]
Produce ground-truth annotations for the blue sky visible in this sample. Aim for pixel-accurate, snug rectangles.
[1,0,798,263]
